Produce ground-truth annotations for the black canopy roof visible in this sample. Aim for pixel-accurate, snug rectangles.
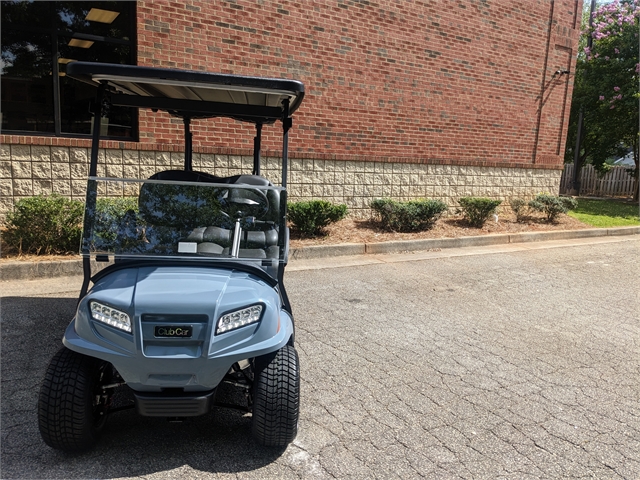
[66,62,305,123]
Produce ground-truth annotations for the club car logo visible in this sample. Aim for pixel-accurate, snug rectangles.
[154,326,193,338]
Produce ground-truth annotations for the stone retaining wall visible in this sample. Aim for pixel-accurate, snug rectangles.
[0,145,562,220]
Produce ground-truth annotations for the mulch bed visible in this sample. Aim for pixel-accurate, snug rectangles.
[289,212,590,248]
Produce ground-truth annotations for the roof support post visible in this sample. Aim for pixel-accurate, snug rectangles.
[184,117,193,171]
[80,81,106,301]
[253,123,262,175]
[277,99,294,315]
[89,83,105,177]
[281,99,291,188]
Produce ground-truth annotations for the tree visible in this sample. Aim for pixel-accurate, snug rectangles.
[565,0,640,200]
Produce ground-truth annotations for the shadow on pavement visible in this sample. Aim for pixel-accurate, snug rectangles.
[1,296,284,479]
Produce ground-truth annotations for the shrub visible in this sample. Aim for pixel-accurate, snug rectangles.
[528,194,577,222]
[93,197,139,245]
[458,197,502,227]
[510,198,528,222]
[370,198,448,232]
[2,194,84,255]
[288,200,347,237]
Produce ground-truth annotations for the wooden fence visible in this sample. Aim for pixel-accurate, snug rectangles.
[560,164,636,197]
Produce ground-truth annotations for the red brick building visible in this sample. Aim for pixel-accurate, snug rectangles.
[1,0,582,218]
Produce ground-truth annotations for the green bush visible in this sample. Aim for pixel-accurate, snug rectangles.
[2,195,142,255]
[2,194,84,255]
[510,198,528,222]
[287,200,347,237]
[370,198,448,232]
[93,197,139,244]
[528,194,577,222]
[458,197,502,227]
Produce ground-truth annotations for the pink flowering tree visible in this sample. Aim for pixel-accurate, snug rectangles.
[565,0,639,200]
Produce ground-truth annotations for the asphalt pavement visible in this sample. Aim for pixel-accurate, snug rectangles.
[1,236,639,479]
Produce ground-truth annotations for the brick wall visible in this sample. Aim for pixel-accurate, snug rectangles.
[135,0,582,167]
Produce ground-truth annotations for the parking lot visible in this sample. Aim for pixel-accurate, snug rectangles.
[2,237,639,479]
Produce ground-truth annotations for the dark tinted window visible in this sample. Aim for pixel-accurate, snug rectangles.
[1,31,55,132]
[1,1,136,139]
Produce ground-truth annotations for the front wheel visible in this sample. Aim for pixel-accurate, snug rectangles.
[251,345,300,447]
[38,347,113,452]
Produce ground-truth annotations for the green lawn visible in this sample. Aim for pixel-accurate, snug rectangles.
[568,198,640,227]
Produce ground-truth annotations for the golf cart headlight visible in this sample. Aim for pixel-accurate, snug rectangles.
[90,301,132,333]
[217,305,263,335]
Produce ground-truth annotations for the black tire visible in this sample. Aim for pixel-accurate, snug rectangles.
[251,345,300,447]
[38,347,112,452]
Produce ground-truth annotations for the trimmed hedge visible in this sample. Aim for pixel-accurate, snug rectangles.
[510,198,528,223]
[370,198,448,232]
[287,200,347,237]
[2,194,84,255]
[458,197,502,228]
[93,197,139,244]
[528,194,577,222]
[2,195,139,255]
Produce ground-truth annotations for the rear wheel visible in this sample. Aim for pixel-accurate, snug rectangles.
[38,347,113,452]
[251,345,300,447]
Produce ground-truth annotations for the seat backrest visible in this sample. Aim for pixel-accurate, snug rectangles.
[138,170,280,226]
[149,169,225,183]
[139,170,225,228]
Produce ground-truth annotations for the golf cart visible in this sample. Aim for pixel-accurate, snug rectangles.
[37,62,304,451]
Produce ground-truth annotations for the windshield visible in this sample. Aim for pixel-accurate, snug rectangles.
[82,177,286,273]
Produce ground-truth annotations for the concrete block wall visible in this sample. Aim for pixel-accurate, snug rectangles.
[0,144,561,220]
[285,160,562,215]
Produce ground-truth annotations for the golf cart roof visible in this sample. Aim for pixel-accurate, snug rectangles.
[66,62,305,124]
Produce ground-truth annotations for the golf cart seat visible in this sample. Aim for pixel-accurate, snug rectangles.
[137,170,280,259]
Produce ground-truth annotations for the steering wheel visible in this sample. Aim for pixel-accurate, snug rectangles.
[219,187,270,220]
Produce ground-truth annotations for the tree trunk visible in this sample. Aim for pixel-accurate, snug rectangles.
[633,140,639,202]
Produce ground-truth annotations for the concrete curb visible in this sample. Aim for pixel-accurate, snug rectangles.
[289,242,366,260]
[0,259,110,282]
[289,225,640,259]
[1,226,639,281]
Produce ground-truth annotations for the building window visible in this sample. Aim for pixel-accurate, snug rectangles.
[1,1,136,139]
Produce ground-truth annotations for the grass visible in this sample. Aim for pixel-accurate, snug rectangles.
[568,198,640,228]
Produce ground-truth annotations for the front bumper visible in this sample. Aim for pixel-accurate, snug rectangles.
[134,390,215,416]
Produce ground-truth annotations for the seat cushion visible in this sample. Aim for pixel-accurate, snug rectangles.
[197,242,224,255]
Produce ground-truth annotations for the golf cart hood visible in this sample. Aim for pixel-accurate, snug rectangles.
[86,265,279,333]
[64,265,292,391]
[92,265,268,316]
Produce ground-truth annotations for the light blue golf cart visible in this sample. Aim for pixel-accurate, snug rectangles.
[37,62,304,451]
